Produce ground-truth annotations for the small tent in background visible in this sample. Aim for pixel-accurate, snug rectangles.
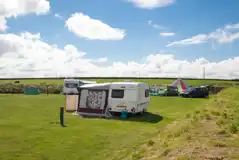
[171,78,189,93]
[24,85,40,95]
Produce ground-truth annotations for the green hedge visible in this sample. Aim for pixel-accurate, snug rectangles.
[0,82,237,94]
[0,83,63,94]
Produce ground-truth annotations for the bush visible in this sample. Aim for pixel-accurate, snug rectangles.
[0,83,63,94]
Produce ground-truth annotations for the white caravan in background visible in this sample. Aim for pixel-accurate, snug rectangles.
[63,79,96,94]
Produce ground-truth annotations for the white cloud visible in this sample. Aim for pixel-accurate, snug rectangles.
[54,13,63,20]
[127,0,176,9]
[160,32,175,37]
[0,32,238,79]
[65,13,125,40]
[148,21,175,37]
[0,0,50,31]
[167,34,208,47]
[148,20,167,30]
[95,57,108,63]
[225,23,239,29]
[167,23,239,47]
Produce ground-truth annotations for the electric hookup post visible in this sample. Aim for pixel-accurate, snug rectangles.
[60,106,64,126]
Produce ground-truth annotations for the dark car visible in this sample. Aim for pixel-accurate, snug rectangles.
[181,87,209,98]
[164,87,179,96]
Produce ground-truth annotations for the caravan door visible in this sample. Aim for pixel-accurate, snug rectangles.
[66,95,78,112]
[79,89,88,108]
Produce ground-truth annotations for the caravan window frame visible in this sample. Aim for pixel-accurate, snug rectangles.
[111,89,124,98]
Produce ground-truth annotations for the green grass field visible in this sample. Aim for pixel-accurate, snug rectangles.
[0,78,237,86]
[0,78,238,160]
[0,94,208,160]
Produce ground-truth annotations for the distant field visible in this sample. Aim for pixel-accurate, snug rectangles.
[0,94,208,160]
[0,78,237,86]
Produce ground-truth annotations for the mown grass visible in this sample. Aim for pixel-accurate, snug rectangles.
[0,94,208,160]
[0,78,237,86]
[127,87,239,160]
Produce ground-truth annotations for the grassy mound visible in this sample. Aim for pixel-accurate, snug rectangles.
[127,87,239,160]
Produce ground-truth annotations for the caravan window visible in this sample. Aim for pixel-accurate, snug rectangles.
[111,89,124,98]
[145,89,149,97]
[65,83,78,88]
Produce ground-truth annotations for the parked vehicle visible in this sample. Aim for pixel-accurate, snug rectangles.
[150,86,178,96]
[180,87,209,98]
[163,86,179,96]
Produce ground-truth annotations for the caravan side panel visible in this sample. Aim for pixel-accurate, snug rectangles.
[108,88,138,113]
[108,83,150,113]
[136,83,150,112]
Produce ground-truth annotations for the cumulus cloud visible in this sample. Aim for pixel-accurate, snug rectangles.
[167,23,239,47]
[160,32,175,37]
[0,32,238,79]
[0,0,50,31]
[65,13,125,40]
[127,0,176,9]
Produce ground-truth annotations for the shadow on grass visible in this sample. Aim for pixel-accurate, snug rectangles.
[49,121,67,127]
[81,112,163,124]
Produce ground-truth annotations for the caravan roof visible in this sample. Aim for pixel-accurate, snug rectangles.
[79,82,147,90]
[111,82,142,85]
[79,80,97,84]
[64,79,79,81]
[64,79,97,83]
[80,83,111,90]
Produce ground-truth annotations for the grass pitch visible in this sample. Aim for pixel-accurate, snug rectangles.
[0,94,207,160]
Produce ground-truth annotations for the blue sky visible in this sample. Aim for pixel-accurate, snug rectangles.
[0,0,238,78]
[6,0,239,63]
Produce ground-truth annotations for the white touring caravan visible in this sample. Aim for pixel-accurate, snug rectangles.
[63,79,96,94]
[74,82,150,117]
